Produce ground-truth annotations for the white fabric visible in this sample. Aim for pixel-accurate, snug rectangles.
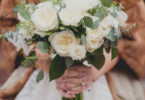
[15,70,113,100]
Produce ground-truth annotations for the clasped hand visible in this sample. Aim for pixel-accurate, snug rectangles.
[55,65,95,98]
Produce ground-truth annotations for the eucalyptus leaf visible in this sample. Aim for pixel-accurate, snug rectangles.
[49,55,66,81]
[101,0,112,7]
[83,16,93,28]
[13,1,31,20]
[108,28,116,41]
[37,41,49,53]
[91,19,101,30]
[110,12,117,18]
[21,59,31,67]
[65,57,74,68]
[112,48,118,59]
[81,34,86,45]
[94,6,108,20]
[36,70,44,83]
[0,34,3,39]
[28,3,38,12]
[21,51,37,67]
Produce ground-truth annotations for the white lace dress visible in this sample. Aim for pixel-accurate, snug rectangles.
[15,70,113,100]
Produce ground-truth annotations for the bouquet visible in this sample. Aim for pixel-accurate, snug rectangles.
[0,0,135,100]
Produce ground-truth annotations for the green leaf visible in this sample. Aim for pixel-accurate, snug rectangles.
[26,56,38,60]
[105,47,111,53]
[94,47,103,55]
[110,12,117,18]
[2,29,6,34]
[40,0,49,2]
[83,17,101,30]
[83,16,93,28]
[20,9,31,20]
[74,23,86,38]
[88,6,99,15]
[46,31,53,35]
[36,70,44,83]
[87,53,105,70]
[0,34,3,39]
[28,3,38,12]
[13,1,31,20]
[49,55,66,81]
[21,51,37,67]
[37,41,49,53]
[91,19,101,30]
[112,48,118,59]
[65,57,74,68]
[59,26,66,30]
[15,50,25,68]
[108,28,116,41]
[94,6,108,20]
[21,59,31,67]
[81,34,86,45]
[101,0,112,7]
[4,37,8,42]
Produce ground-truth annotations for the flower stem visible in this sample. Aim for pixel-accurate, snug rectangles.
[62,93,83,100]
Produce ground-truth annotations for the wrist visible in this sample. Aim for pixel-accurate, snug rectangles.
[91,66,100,81]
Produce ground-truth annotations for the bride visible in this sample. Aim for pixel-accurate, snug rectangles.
[15,48,119,100]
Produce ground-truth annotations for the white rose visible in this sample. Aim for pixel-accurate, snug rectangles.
[59,8,83,26]
[34,30,47,37]
[98,15,119,37]
[49,30,77,57]
[31,1,58,31]
[69,45,86,60]
[116,11,128,27]
[86,28,104,53]
[64,0,99,11]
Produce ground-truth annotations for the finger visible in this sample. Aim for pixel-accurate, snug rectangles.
[58,89,75,98]
[56,82,80,90]
[65,85,84,92]
[63,70,91,79]
[68,66,91,72]
[70,86,84,94]
[61,77,88,84]
[63,70,80,77]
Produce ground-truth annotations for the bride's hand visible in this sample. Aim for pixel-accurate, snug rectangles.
[55,65,96,98]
